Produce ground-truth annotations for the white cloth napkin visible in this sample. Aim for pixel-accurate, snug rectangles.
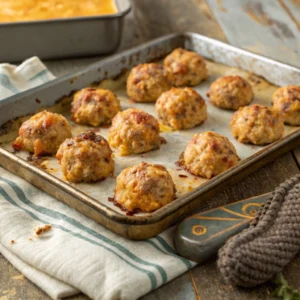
[0,57,195,300]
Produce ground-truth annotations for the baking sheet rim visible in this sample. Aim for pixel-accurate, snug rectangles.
[0,32,300,226]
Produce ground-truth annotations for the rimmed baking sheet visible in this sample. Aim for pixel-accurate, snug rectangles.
[1,60,298,216]
[0,33,299,239]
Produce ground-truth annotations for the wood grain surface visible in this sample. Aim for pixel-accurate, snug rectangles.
[1,0,300,299]
[206,0,300,67]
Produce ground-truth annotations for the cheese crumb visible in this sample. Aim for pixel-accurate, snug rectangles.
[34,224,52,237]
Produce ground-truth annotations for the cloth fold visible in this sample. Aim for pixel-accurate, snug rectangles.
[0,244,78,299]
[0,57,195,300]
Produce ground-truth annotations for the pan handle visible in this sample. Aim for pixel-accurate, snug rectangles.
[174,193,271,263]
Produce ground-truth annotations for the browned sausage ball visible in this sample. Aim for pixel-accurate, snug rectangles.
[208,75,253,110]
[179,131,239,179]
[114,162,176,213]
[56,131,114,183]
[231,104,284,145]
[126,63,171,102]
[108,108,161,156]
[155,87,207,130]
[12,110,72,156]
[272,86,300,125]
[71,88,121,127]
[164,48,207,87]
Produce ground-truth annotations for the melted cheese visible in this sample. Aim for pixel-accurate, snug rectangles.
[0,0,117,22]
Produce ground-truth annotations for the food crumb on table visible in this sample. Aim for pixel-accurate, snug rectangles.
[10,240,15,244]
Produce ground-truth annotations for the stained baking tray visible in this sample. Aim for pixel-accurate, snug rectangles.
[0,32,300,240]
[0,0,131,62]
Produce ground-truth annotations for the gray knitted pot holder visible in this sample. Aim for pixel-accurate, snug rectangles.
[218,174,300,287]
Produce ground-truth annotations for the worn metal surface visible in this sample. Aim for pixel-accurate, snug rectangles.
[0,33,300,240]
[0,0,131,62]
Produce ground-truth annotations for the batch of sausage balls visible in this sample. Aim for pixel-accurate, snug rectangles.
[12,48,300,215]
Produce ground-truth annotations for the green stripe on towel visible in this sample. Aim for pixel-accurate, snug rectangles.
[28,69,50,83]
[153,236,192,269]
[145,240,192,270]
[0,185,157,290]
[0,74,19,93]
[0,177,168,285]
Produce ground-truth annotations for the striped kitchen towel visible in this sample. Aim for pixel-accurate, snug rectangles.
[0,57,195,300]
[0,56,55,98]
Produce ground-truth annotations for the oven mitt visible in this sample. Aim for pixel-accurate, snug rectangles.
[218,174,300,287]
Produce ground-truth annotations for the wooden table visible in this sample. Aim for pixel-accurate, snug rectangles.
[1,1,300,299]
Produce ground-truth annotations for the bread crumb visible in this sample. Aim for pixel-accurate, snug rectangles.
[12,275,24,280]
[29,238,33,241]
[34,224,52,237]
[10,240,15,244]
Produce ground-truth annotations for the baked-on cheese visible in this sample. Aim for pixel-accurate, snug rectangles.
[0,0,117,22]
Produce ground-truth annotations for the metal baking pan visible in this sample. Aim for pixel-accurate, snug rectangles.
[0,32,300,240]
[0,0,131,62]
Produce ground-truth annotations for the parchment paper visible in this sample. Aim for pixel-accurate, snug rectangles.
[1,60,298,216]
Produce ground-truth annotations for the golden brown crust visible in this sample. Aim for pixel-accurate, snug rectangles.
[71,88,121,127]
[56,131,114,183]
[108,108,161,156]
[114,162,176,213]
[230,104,284,145]
[12,110,72,156]
[164,48,207,87]
[155,87,207,130]
[272,86,300,126]
[179,131,239,179]
[0,1,117,22]
[34,224,52,237]
[208,75,253,110]
[126,63,171,102]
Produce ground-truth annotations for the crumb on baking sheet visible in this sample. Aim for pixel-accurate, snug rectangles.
[34,224,52,237]
[160,136,167,144]
[179,174,188,178]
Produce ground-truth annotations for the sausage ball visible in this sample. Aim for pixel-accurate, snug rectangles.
[71,88,121,127]
[56,131,114,183]
[272,86,300,126]
[164,48,207,87]
[12,110,72,156]
[231,104,284,145]
[155,87,207,130]
[126,63,171,102]
[179,131,239,179]
[108,108,161,156]
[114,162,176,213]
[208,76,253,110]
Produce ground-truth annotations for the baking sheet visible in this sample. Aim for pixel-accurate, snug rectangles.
[1,58,298,216]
